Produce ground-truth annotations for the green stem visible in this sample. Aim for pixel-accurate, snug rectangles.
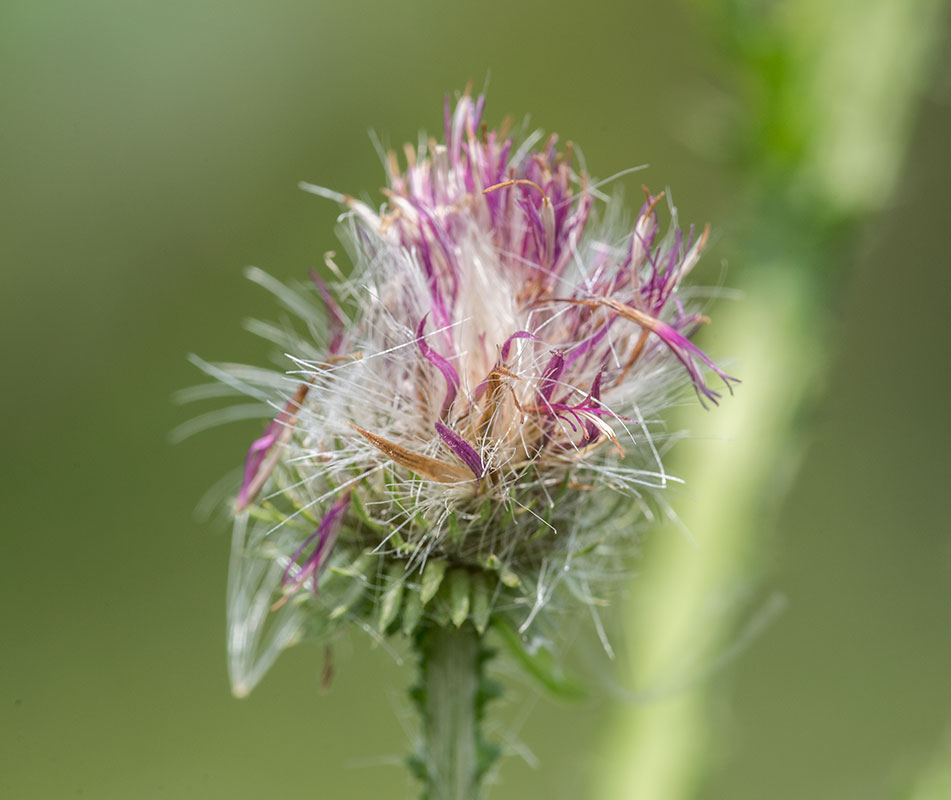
[413,623,493,800]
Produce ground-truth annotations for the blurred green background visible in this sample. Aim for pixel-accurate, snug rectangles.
[3,1,950,798]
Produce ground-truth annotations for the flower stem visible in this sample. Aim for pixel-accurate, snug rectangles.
[413,623,495,800]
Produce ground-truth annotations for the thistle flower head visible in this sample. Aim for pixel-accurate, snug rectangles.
[210,91,735,696]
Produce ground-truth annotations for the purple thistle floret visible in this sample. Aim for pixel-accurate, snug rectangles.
[236,381,310,510]
[416,315,461,417]
[435,421,485,480]
[279,492,351,599]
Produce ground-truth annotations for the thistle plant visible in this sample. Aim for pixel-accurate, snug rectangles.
[202,91,734,799]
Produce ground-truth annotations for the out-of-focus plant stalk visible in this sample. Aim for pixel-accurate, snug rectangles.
[595,265,821,800]
[596,1,948,798]
[905,730,951,800]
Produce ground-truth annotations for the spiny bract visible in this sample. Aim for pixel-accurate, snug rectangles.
[204,91,735,697]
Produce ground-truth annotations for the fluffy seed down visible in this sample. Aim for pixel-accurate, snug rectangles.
[200,91,735,696]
